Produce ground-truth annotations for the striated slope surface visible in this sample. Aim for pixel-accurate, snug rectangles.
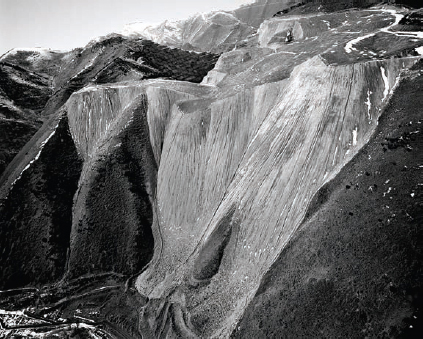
[66,87,156,279]
[65,81,207,278]
[0,35,219,290]
[234,58,423,339]
[135,54,418,337]
[0,35,218,203]
[0,2,422,338]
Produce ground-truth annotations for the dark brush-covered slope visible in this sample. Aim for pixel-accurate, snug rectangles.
[0,62,52,176]
[66,95,156,279]
[0,115,82,289]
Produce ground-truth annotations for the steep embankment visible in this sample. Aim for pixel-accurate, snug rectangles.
[233,58,423,339]
[135,53,418,337]
[63,79,211,279]
[0,2,422,338]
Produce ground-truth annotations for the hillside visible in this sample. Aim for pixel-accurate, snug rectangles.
[0,0,422,338]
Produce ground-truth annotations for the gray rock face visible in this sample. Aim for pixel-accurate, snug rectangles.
[0,1,423,338]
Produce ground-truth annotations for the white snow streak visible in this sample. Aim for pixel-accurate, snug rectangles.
[380,66,389,101]
[332,146,338,165]
[352,127,358,146]
[365,89,372,120]
[9,123,60,190]
[390,75,401,95]
[345,32,375,53]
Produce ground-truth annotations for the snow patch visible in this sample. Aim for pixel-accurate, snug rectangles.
[416,46,423,56]
[352,127,358,146]
[8,73,44,88]
[121,21,160,37]
[380,66,389,101]
[390,75,401,95]
[1,47,51,60]
[332,146,338,165]
[345,33,374,53]
[365,89,372,120]
[383,187,392,197]
[121,19,184,45]
[9,122,60,191]
[207,11,241,25]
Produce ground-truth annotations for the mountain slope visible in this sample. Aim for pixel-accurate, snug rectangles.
[233,58,423,339]
[0,1,422,338]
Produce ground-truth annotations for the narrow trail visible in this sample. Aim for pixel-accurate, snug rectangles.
[345,8,423,54]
